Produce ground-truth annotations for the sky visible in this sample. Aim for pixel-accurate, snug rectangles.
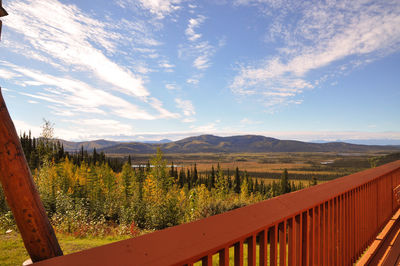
[0,0,399,144]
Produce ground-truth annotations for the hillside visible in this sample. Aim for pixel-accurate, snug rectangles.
[92,135,400,154]
[59,139,119,152]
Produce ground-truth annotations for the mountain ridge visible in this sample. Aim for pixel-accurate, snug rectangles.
[59,135,400,154]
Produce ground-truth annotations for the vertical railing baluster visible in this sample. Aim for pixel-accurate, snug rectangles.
[338,196,341,265]
[314,206,318,265]
[391,173,394,212]
[295,214,301,265]
[270,225,277,266]
[278,221,286,266]
[340,195,343,266]
[319,204,324,266]
[219,247,229,266]
[366,183,369,247]
[307,209,313,265]
[356,187,362,259]
[371,182,374,245]
[202,254,212,266]
[351,189,355,263]
[234,241,243,266]
[330,199,334,265]
[342,194,345,266]
[301,212,307,265]
[324,201,329,266]
[288,218,294,266]
[247,235,256,266]
[259,230,267,266]
[345,192,349,264]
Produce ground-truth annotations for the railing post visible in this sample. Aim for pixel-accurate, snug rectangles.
[0,89,63,262]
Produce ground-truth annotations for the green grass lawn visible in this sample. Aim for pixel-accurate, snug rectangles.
[0,231,130,266]
[2,230,279,266]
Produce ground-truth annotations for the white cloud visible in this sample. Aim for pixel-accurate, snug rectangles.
[66,118,134,137]
[148,97,180,119]
[0,69,20,79]
[193,53,210,70]
[158,60,175,72]
[2,0,179,119]
[185,15,206,42]
[190,123,217,132]
[14,120,42,137]
[175,98,195,117]
[20,118,135,141]
[240,118,262,125]
[165,83,179,90]
[4,62,157,120]
[190,41,215,71]
[186,78,199,85]
[117,0,184,19]
[132,130,400,143]
[182,117,196,123]
[231,0,400,109]
[4,0,149,98]
[179,15,216,72]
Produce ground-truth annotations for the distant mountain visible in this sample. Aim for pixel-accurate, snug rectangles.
[142,139,172,144]
[337,139,400,146]
[59,139,174,153]
[59,139,119,152]
[96,135,400,154]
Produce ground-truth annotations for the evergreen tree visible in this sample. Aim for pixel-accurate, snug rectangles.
[291,181,296,191]
[178,168,186,188]
[93,148,98,165]
[215,164,228,196]
[169,162,175,179]
[280,169,290,194]
[271,180,279,197]
[234,167,241,194]
[209,165,216,189]
[121,162,134,205]
[227,172,232,190]
[309,176,318,186]
[187,168,192,189]
[240,176,249,199]
[192,163,198,186]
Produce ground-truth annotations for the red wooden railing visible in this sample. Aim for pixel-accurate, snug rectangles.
[33,160,400,266]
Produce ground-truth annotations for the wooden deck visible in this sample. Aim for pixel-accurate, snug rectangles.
[358,208,400,265]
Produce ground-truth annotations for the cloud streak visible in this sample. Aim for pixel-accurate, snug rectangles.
[179,14,217,73]
[2,0,179,119]
[185,15,205,42]
[3,61,156,119]
[175,98,195,122]
[4,0,148,98]
[231,0,400,109]
[116,0,184,19]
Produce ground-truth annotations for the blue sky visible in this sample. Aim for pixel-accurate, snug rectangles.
[0,0,399,143]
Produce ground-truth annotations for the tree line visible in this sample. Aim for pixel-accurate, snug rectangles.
[0,130,312,236]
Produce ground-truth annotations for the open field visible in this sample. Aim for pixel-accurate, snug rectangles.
[0,230,131,266]
[0,231,284,266]
[121,151,390,181]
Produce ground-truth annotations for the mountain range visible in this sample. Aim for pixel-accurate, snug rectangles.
[59,135,400,154]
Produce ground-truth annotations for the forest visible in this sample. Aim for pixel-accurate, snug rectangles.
[0,131,308,237]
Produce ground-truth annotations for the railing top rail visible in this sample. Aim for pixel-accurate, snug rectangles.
[35,160,400,266]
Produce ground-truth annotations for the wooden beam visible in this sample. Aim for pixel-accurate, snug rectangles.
[0,89,63,262]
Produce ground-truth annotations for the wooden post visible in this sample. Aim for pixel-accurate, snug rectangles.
[0,0,8,41]
[0,89,63,262]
